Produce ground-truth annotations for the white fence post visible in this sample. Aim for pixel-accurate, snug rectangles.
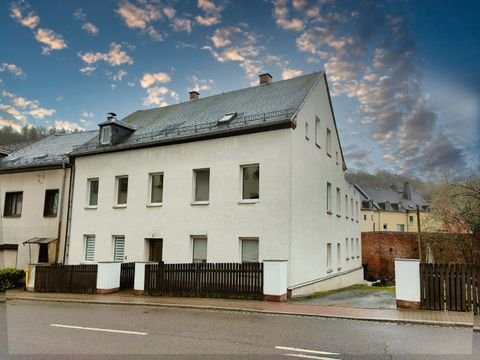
[134,262,157,295]
[263,260,288,301]
[96,262,121,294]
[395,258,421,309]
[26,264,36,292]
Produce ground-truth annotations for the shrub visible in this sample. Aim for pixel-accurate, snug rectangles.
[0,268,25,292]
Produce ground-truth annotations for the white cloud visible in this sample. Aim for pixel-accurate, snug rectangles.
[78,43,133,73]
[188,76,214,92]
[272,0,304,31]
[34,28,67,55]
[140,72,171,88]
[211,27,240,48]
[0,63,25,78]
[282,68,303,80]
[146,26,165,42]
[82,111,94,118]
[143,86,169,106]
[196,0,223,26]
[73,8,86,21]
[171,18,192,33]
[116,0,161,29]
[112,70,128,82]
[196,15,220,26]
[197,0,219,12]
[0,117,23,132]
[163,7,176,19]
[29,107,55,119]
[53,120,85,131]
[82,22,99,35]
[10,0,40,29]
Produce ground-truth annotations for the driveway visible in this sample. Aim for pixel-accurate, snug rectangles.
[292,287,396,309]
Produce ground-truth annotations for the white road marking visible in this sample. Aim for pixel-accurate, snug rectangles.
[283,354,341,360]
[275,346,340,356]
[50,324,147,336]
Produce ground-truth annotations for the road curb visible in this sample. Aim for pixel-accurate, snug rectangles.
[5,295,474,329]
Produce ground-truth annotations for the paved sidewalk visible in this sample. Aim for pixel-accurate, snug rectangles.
[5,289,475,329]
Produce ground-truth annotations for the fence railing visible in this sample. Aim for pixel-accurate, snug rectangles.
[120,262,135,289]
[34,264,98,294]
[144,262,263,300]
[420,263,479,314]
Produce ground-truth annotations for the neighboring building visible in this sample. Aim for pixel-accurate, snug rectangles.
[0,132,97,269]
[355,182,441,233]
[0,141,33,159]
[67,72,363,296]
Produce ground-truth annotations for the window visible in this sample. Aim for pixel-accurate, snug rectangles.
[85,235,95,262]
[351,198,354,219]
[397,224,405,232]
[345,195,349,218]
[356,238,359,257]
[383,223,388,231]
[326,128,332,155]
[241,238,259,263]
[87,179,99,207]
[113,235,125,262]
[326,182,332,213]
[149,173,163,204]
[3,192,23,217]
[100,126,111,144]
[409,215,414,225]
[337,243,341,269]
[116,176,128,205]
[345,238,349,260]
[43,189,59,217]
[192,236,207,263]
[351,238,354,258]
[315,117,321,146]
[194,169,210,202]
[327,243,332,271]
[355,201,359,220]
[242,164,259,200]
[336,187,341,215]
[364,214,367,221]
[335,151,339,165]
[305,121,309,140]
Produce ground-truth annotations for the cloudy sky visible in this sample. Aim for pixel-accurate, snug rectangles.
[0,0,478,179]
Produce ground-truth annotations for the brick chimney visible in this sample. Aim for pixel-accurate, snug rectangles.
[403,182,412,200]
[259,73,272,85]
[189,91,200,101]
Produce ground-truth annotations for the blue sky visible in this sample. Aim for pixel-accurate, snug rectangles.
[0,0,478,180]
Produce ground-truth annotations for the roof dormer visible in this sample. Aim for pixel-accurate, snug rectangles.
[98,113,136,146]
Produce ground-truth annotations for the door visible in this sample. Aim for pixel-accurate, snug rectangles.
[38,244,49,263]
[149,239,163,262]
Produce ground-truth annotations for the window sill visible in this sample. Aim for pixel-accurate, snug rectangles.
[3,215,21,218]
[43,214,58,218]
[238,199,259,204]
[315,143,321,149]
[337,267,342,271]
[356,220,359,223]
[327,269,333,274]
[191,201,209,206]
[146,203,163,208]
[84,206,97,210]
[327,153,332,158]
[345,216,349,220]
[326,210,333,215]
[346,257,350,261]
[336,214,341,218]
[112,205,127,209]
[356,256,360,259]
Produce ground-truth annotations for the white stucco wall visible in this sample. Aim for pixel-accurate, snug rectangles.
[67,130,292,266]
[289,74,363,288]
[0,168,70,269]
[395,258,420,302]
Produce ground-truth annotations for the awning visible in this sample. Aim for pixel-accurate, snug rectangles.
[23,237,57,245]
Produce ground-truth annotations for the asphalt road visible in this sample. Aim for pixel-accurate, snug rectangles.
[0,300,478,359]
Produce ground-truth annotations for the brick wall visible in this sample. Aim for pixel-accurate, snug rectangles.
[361,232,467,280]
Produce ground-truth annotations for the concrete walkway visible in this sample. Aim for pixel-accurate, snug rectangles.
[4,289,477,329]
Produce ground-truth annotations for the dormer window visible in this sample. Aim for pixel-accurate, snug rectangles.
[218,112,237,125]
[100,126,111,145]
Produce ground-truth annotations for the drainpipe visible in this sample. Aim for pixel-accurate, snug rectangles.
[62,161,75,265]
[416,205,422,261]
[55,164,67,263]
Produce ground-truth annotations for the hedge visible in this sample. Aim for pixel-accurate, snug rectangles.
[0,268,25,292]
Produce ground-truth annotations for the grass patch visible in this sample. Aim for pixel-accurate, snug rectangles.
[290,284,396,301]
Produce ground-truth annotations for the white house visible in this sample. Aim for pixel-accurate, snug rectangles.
[67,72,363,296]
[0,132,97,269]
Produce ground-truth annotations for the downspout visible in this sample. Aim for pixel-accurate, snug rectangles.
[54,164,67,263]
[62,161,75,264]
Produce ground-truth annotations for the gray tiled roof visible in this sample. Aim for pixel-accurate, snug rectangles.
[72,72,323,155]
[356,184,429,211]
[0,131,98,171]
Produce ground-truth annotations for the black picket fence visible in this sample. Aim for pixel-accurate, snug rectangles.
[34,264,97,294]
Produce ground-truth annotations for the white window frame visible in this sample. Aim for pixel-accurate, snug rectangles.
[315,116,321,147]
[100,126,111,145]
[409,215,414,225]
[345,195,349,219]
[337,243,342,270]
[113,235,125,262]
[356,238,360,258]
[326,128,332,155]
[397,224,405,232]
[148,172,164,206]
[86,178,99,208]
[240,164,260,202]
[193,168,210,204]
[345,237,349,260]
[115,176,128,207]
[327,243,332,272]
[240,238,259,263]
[192,236,207,263]
[326,182,332,213]
[336,187,341,216]
[84,235,95,262]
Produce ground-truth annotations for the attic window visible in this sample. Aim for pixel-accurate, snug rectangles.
[218,112,237,125]
[100,126,111,145]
